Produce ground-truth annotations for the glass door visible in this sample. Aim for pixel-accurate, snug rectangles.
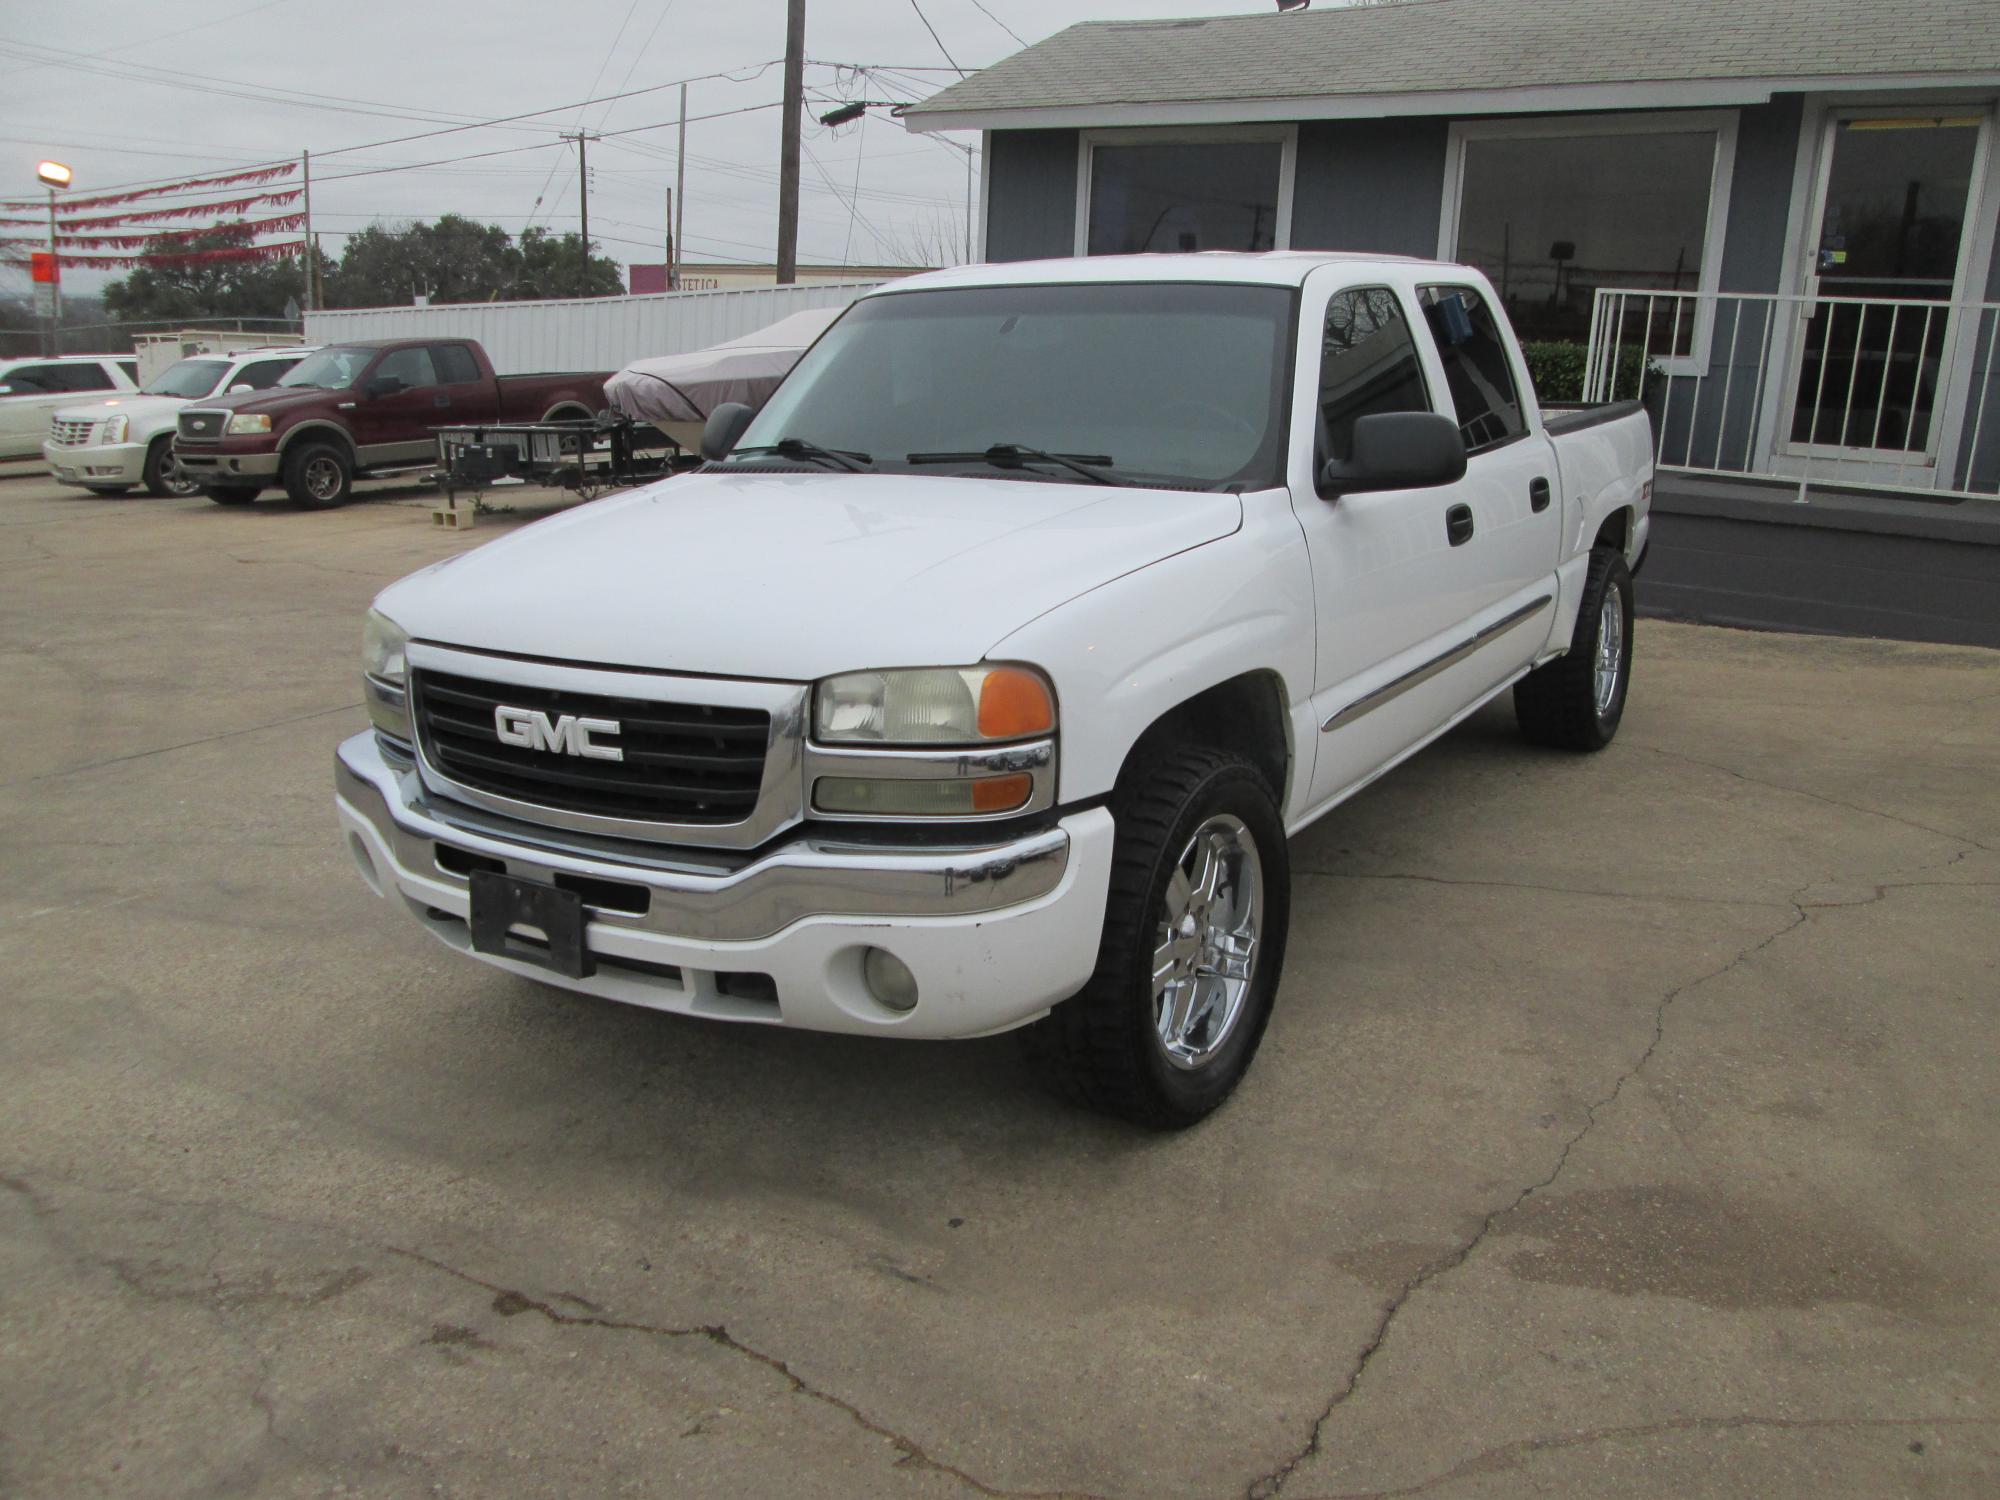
[1787,114,1982,458]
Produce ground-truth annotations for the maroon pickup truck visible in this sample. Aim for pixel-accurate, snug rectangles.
[173,338,609,509]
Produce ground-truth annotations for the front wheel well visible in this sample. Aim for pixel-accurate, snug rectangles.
[1118,671,1292,808]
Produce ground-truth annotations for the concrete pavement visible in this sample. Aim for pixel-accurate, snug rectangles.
[1,474,1995,1498]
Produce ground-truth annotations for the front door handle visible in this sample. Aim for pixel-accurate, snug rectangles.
[1446,503,1475,547]
[1529,477,1551,513]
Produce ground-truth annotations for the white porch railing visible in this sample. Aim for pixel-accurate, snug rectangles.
[1582,287,2000,500]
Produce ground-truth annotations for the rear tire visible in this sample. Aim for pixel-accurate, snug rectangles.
[143,435,197,498]
[1514,547,1634,751]
[284,440,353,510]
[204,484,261,505]
[1023,745,1290,1129]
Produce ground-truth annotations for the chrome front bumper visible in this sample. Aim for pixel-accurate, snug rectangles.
[336,730,1074,943]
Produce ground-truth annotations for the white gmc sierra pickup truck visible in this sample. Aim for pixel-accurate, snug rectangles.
[336,253,1652,1128]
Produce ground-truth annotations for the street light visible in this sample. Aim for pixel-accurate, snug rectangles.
[35,159,72,353]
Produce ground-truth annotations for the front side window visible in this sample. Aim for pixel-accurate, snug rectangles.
[373,346,439,391]
[1452,124,1722,351]
[1420,286,1525,453]
[1318,287,1430,461]
[117,361,138,385]
[143,359,230,398]
[281,346,373,390]
[738,281,1296,490]
[1086,138,1284,256]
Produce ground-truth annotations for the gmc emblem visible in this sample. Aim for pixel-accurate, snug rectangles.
[493,705,624,762]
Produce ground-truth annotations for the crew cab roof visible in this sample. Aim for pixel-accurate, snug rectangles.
[863,250,1441,297]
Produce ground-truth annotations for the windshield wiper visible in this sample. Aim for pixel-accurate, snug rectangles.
[730,437,872,472]
[907,443,1124,486]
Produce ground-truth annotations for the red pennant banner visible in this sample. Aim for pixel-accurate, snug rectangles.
[45,212,307,250]
[0,162,295,213]
[2,239,305,270]
[56,190,302,230]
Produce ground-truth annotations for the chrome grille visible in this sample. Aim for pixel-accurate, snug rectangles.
[412,669,772,825]
[49,418,96,447]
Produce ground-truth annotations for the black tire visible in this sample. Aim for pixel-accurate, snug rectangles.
[1023,745,1290,1129]
[142,436,197,498]
[283,439,353,510]
[203,484,261,505]
[1514,547,1635,751]
[82,485,134,496]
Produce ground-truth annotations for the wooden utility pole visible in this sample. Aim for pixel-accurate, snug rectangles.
[301,150,315,313]
[563,131,598,296]
[776,0,805,283]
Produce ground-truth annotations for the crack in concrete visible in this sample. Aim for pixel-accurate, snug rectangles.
[1240,896,1817,1500]
[1634,743,1994,854]
[1,701,362,788]
[1299,1411,2000,1499]
[1295,868,1793,910]
[388,1247,1107,1500]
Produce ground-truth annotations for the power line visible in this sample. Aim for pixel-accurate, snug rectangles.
[0,0,297,82]
[962,0,1027,48]
[904,0,968,77]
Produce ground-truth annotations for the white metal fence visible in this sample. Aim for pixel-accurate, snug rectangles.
[301,281,881,376]
[1583,287,2000,500]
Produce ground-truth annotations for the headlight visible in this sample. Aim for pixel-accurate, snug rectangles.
[101,414,128,443]
[226,413,271,435]
[361,609,412,742]
[814,665,1055,746]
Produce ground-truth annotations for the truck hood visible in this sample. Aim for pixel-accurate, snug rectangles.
[377,470,1243,680]
[193,386,322,416]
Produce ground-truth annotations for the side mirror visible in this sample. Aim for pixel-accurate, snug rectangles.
[364,374,406,399]
[699,402,755,461]
[227,383,253,393]
[1318,412,1467,498]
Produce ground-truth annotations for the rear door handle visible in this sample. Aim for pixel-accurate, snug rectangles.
[1529,477,1551,513]
[1446,503,1475,547]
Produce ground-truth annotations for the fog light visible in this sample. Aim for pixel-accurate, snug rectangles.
[862,947,918,1012]
[814,773,1031,816]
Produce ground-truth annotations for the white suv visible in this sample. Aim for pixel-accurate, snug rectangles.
[0,355,139,461]
[43,347,312,497]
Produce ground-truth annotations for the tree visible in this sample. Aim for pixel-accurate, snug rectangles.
[320,217,621,307]
[101,223,325,323]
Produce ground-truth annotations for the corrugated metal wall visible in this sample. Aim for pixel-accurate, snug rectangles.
[301,282,881,374]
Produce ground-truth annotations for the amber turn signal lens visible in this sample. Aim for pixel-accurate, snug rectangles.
[976,668,1055,740]
[970,773,1033,814]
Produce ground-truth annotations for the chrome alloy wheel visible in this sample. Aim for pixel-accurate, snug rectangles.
[1594,583,1624,716]
[303,455,345,502]
[1152,813,1263,1071]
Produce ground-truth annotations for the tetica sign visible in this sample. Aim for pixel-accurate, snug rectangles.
[492,705,624,762]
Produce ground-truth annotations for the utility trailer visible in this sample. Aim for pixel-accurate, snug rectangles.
[431,413,694,512]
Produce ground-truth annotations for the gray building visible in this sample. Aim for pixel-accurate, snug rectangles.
[906,0,2000,514]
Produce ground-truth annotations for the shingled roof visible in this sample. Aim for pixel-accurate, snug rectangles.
[903,0,2000,130]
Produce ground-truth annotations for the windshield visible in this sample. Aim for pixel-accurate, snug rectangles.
[142,359,229,399]
[280,346,373,390]
[735,282,1295,489]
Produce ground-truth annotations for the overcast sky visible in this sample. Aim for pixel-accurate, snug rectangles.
[2,0,1293,301]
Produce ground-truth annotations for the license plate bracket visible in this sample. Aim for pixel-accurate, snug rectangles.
[469,871,593,979]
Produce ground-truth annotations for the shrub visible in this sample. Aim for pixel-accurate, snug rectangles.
[1519,340,1656,405]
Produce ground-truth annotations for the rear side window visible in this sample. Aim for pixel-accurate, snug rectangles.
[28,363,116,393]
[236,359,296,390]
[1317,287,1431,462]
[1419,285,1524,453]
[432,344,480,384]
[0,365,60,393]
